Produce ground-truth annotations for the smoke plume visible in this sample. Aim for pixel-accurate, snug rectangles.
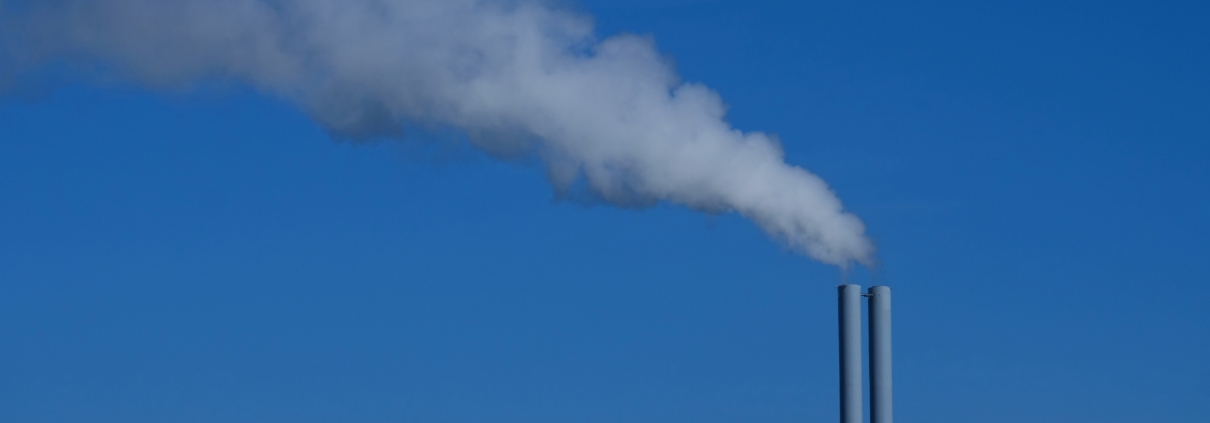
[0,0,874,267]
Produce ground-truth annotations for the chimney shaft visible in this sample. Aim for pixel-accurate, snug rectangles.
[837,284,863,423]
[868,286,893,423]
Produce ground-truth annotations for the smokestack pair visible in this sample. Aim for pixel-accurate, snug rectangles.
[838,284,892,423]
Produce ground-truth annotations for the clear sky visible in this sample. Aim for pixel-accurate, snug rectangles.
[1,1,1208,422]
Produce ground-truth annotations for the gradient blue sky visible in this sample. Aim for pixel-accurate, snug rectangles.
[2,0,1208,422]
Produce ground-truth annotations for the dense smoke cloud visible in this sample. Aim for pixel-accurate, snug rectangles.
[0,0,874,266]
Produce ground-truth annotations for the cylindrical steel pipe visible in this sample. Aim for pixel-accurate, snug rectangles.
[838,284,863,423]
[868,286,892,423]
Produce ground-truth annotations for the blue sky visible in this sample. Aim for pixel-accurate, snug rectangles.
[1,0,1208,422]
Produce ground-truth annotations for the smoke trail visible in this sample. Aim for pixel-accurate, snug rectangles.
[0,0,875,267]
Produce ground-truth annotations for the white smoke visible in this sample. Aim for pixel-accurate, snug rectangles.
[0,0,874,267]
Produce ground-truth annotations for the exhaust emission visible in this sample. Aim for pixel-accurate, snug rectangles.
[0,0,874,268]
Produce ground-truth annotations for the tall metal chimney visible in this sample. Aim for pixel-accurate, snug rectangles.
[868,286,892,423]
[837,284,863,423]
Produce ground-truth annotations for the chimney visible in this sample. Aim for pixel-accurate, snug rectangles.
[868,286,892,423]
[837,284,863,423]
